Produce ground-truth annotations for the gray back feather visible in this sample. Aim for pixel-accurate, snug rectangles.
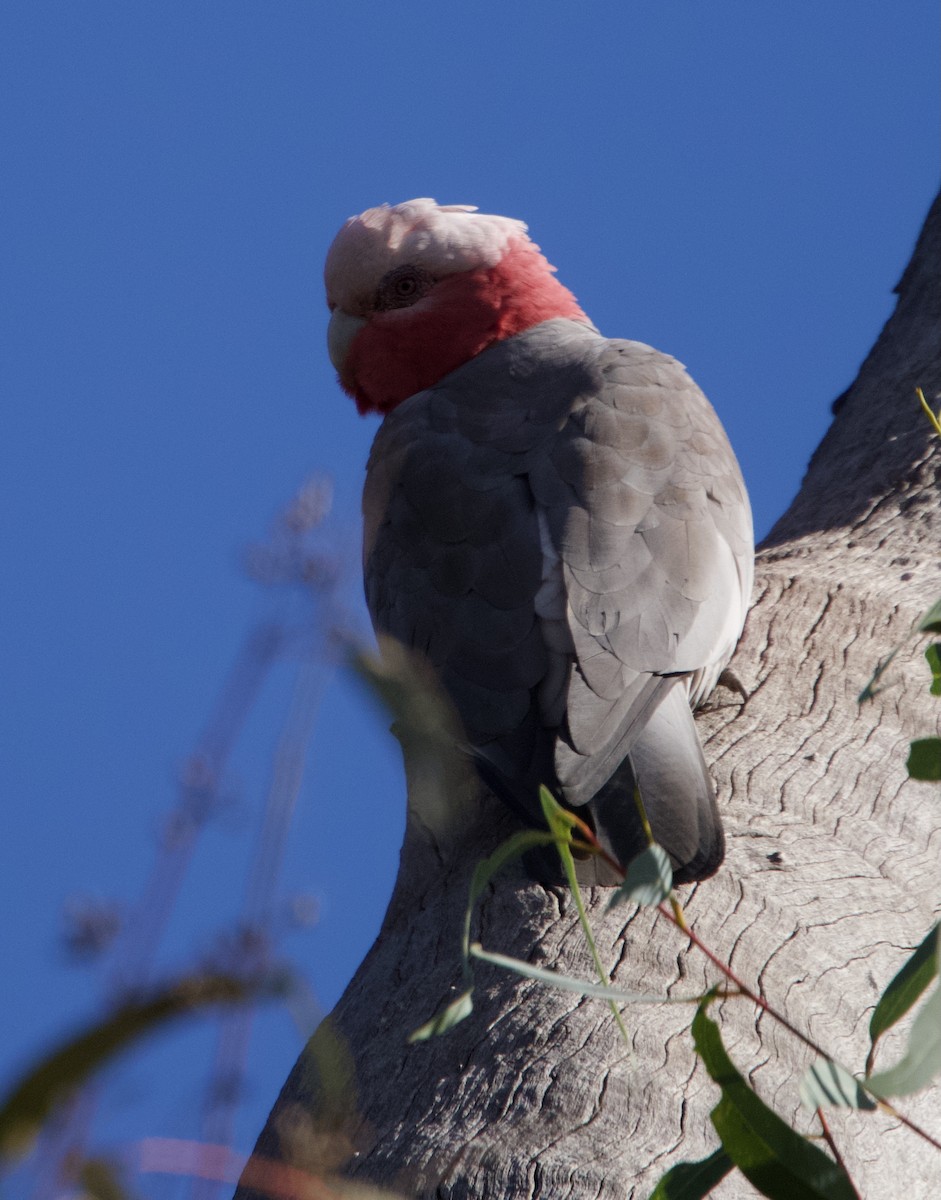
[363,318,753,823]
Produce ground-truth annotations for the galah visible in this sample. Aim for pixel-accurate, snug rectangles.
[325,198,753,883]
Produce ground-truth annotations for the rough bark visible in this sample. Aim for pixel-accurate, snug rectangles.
[239,193,941,1199]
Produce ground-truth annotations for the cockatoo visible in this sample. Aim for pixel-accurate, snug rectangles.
[325,198,753,883]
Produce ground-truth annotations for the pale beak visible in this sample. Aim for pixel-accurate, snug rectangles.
[327,309,367,375]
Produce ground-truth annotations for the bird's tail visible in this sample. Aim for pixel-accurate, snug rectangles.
[581,685,725,886]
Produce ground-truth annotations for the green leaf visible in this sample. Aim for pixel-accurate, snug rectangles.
[869,923,940,1048]
[294,1015,358,1129]
[799,1060,875,1111]
[467,830,559,915]
[538,784,580,840]
[918,598,941,634]
[648,1147,734,1199]
[424,827,560,1045]
[439,827,558,1041]
[917,388,941,439]
[538,787,632,1046]
[468,943,673,1004]
[927,644,941,696]
[906,737,941,781]
[463,829,558,960]
[692,1005,858,1200]
[351,640,471,840]
[408,989,474,1043]
[0,972,287,1162]
[77,1158,133,1200]
[867,982,941,1098]
[607,844,672,910]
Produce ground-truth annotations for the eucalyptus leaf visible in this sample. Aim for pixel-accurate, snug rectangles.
[907,738,941,781]
[869,923,940,1049]
[799,1059,875,1111]
[648,1147,733,1199]
[538,786,632,1046]
[351,640,471,840]
[867,982,941,1098]
[77,1158,132,1200]
[0,972,286,1162]
[538,784,579,838]
[608,844,672,910]
[463,829,558,961]
[469,943,675,1004]
[926,644,941,696]
[467,830,559,912]
[692,1005,857,1200]
[408,989,474,1043]
[451,816,565,1042]
[918,598,941,634]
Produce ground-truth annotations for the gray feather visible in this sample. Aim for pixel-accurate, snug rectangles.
[363,318,753,881]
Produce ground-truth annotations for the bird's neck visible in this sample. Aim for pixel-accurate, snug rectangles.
[476,239,589,344]
[348,239,590,415]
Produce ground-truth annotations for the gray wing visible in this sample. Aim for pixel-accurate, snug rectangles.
[534,336,753,807]
[363,320,753,878]
[363,323,588,798]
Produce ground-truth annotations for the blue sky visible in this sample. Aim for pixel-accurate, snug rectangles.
[2,1,938,1189]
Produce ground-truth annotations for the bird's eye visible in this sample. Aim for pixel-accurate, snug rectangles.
[376,265,434,311]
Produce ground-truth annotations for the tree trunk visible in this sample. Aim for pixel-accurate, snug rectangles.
[238,193,941,1199]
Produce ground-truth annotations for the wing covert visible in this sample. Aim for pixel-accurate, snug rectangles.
[534,338,753,801]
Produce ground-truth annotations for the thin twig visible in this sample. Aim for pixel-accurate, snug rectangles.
[653,902,941,1153]
[572,816,941,1155]
[816,1108,860,1198]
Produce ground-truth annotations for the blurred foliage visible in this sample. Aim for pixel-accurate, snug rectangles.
[0,972,290,1164]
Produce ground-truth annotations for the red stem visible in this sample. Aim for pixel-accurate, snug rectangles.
[572,822,941,1156]
[816,1107,860,1198]
[654,902,941,1154]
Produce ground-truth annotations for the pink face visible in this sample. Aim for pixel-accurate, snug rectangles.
[324,199,588,414]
